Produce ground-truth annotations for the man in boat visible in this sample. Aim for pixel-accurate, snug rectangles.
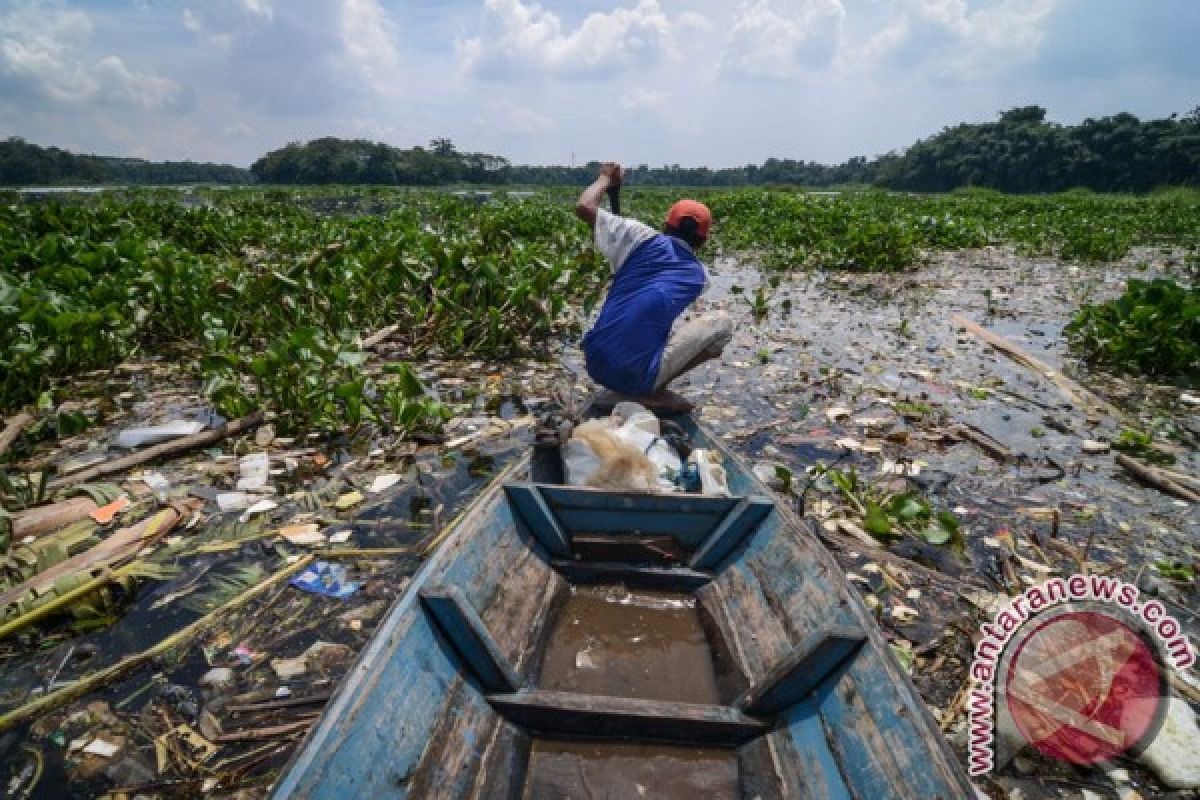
[574,162,733,403]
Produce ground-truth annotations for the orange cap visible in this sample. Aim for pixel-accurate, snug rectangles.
[665,199,712,240]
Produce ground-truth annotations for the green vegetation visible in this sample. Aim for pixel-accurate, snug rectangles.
[825,467,963,548]
[3,186,1196,431]
[875,106,1200,193]
[1,137,253,186]
[1112,428,1177,465]
[706,188,1200,271]
[1066,278,1198,384]
[7,105,1199,193]
[0,190,605,431]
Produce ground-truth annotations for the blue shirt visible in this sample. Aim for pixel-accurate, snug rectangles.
[583,233,707,395]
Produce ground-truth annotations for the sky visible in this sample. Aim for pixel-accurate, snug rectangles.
[0,0,1196,168]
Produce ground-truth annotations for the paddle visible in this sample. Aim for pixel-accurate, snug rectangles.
[606,172,621,216]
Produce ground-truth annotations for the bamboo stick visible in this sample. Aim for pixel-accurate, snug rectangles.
[0,412,34,457]
[47,412,264,491]
[1154,465,1200,493]
[212,717,316,743]
[0,502,196,611]
[0,564,132,640]
[1115,454,1200,503]
[11,496,100,540]
[951,314,1120,417]
[322,547,414,559]
[0,555,314,733]
[362,324,399,349]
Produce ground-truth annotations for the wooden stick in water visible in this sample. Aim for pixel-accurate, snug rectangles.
[47,412,264,491]
[0,555,314,733]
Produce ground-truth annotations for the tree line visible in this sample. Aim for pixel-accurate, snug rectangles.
[0,137,254,186]
[5,105,1199,192]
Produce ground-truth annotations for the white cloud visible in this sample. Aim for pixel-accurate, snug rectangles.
[338,0,403,97]
[459,0,675,80]
[620,87,666,111]
[720,0,846,80]
[482,100,555,136]
[853,0,1059,80]
[0,2,184,110]
[182,0,274,50]
[181,0,404,114]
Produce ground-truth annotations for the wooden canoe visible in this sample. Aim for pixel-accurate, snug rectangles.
[271,406,974,799]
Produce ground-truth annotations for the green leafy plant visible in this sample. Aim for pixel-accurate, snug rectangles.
[1066,278,1198,382]
[825,467,963,548]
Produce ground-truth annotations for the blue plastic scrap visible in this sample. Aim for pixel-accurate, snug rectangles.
[290,561,359,599]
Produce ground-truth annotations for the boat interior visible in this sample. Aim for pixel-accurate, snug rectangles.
[274,412,970,799]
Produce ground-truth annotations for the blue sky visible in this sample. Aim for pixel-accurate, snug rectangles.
[0,0,1195,167]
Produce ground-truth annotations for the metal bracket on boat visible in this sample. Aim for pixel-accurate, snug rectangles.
[688,496,774,570]
[419,585,520,693]
[736,625,867,716]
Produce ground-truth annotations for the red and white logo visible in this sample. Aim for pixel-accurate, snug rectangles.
[1001,608,1167,766]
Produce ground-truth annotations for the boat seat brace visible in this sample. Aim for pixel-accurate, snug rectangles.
[420,585,520,694]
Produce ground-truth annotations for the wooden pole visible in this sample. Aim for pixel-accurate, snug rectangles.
[0,412,34,458]
[0,564,132,639]
[47,412,264,491]
[11,496,100,540]
[1115,454,1200,503]
[0,504,193,610]
[951,314,1120,417]
[0,555,314,733]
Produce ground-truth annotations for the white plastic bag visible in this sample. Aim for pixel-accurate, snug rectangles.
[688,448,731,496]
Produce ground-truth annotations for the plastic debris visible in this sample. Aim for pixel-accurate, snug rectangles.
[289,561,359,599]
[368,473,402,494]
[239,498,278,522]
[271,641,353,680]
[329,530,353,544]
[88,495,131,524]
[216,492,257,512]
[236,452,271,491]
[199,667,235,691]
[334,491,364,510]
[1138,697,1200,788]
[279,523,325,547]
[115,420,206,449]
[139,472,171,493]
[82,737,121,758]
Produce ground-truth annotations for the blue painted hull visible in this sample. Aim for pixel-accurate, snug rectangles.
[272,412,974,799]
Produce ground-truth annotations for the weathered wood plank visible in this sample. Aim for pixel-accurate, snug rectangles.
[504,484,571,558]
[549,559,713,591]
[538,485,738,515]
[689,496,774,570]
[552,508,723,544]
[777,699,855,800]
[737,626,866,716]
[468,722,531,800]
[570,532,687,563]
[420,585,520,694]
[479,544,567,677]
[487,689,769,747]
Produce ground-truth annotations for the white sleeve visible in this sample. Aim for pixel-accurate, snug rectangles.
[595,208,658,274]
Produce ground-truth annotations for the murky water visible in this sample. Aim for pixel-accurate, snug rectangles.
[537,586,719,705]
[523,740,738,799]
